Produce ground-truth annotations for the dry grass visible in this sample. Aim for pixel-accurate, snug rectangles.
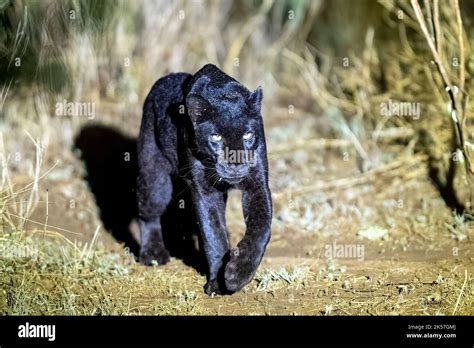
[1,233,472,315]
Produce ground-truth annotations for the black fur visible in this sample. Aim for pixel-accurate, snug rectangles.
[137,64,272,295]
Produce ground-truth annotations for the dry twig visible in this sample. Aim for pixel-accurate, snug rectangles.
[411,0,472,209]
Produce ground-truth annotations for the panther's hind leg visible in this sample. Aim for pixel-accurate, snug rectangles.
[137,151,173,266]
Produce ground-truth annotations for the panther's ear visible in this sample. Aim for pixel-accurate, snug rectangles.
[248,86,263,113]
[186,94,211,123]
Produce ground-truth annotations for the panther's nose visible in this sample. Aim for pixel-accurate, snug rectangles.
[226,164,248,177]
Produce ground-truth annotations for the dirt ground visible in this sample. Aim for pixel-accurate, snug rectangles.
[3,107,470,316]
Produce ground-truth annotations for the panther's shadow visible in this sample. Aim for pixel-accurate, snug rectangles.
[74,125,206,274]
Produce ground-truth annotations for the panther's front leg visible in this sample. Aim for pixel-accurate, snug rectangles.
[225,185,272,292]
[192,187,230,295]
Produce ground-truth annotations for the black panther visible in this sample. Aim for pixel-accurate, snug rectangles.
[137,64,272,295]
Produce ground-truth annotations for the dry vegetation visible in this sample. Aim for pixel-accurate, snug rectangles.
[0,0,473,315]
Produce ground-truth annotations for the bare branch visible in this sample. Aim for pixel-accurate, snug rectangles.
[433,0,442,59]
[454,0,465,93]
[411,0,472,175]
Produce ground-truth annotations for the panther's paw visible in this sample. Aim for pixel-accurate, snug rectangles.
[224,247,255,292]
[139,247,170,266]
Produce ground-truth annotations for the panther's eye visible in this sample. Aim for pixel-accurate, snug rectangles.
[243,132,253,140]
[210,134,222,142]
